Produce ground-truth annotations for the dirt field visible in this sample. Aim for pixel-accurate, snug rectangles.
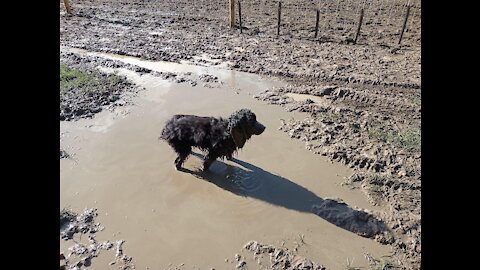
[60,0,420,269]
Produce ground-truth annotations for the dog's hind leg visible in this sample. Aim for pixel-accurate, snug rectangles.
[174,146,192,170]
[203,153,218,171]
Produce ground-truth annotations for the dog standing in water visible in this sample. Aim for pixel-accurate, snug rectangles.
[160,109,266,171]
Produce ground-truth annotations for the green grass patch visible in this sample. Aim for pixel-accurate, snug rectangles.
[368,127,421,153]
[60,64,96,93]
[60,64,125,95]
[317,111,343,122]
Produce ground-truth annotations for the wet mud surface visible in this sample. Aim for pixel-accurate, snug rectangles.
[60,53,394,269]
[60,0,420,89]
[60,0,420,269]
[254,80,421,266]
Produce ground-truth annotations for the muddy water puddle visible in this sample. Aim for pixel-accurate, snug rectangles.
[60,50,391,269]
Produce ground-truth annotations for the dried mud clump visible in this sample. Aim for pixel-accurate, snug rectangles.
[243,241,327,270]
[60,149,70,159]
[198,74,223,88]
[60,208,134,270]
[151,70,199,86]
[60,208,104,240]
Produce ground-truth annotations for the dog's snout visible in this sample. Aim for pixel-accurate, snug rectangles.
[254,122,266,135]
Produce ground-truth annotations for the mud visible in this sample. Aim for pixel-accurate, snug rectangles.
[254,84,420,175]
[253,80,420,266]
[60,52,139,121]
[60,0,420,268]
[241,240,327,269]
[60,50,396,270]
[60,208,134,270]
[60,149,70,159]
[60,0,420,89]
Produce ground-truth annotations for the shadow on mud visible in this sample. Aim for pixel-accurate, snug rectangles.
[183,152,391,238]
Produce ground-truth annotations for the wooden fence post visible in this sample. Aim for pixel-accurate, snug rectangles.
[277,1,282,36]
[314,9,320,38]
[230,0,236,28]
[354,8,364,44]
[64,0,72,14]
[398,3,411,44]
[238,1,242,33]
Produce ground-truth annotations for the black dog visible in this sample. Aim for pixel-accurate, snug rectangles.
[160,109,265,171]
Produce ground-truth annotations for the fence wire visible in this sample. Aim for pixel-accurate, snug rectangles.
[233,0,420,46]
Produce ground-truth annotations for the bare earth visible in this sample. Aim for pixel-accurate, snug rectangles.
[60,0,420,269]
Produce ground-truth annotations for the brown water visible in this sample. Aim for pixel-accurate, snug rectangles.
[60,50,391,270]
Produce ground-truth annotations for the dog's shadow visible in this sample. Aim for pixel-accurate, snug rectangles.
[182,152,391,238]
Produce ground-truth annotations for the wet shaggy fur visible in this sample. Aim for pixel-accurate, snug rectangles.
[160,109,266,171]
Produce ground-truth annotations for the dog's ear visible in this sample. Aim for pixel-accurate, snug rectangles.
[230,124,247,149]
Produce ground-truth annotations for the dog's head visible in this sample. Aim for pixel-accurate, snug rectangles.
[228,109,266,149]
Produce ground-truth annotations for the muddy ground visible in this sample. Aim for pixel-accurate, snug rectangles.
[60,0,420,88]
[60,0,420,269]
[60,51,145,121]
[60,208,135,270]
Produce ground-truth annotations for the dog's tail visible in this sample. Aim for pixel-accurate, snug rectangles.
[158,126,170,140]
[158,128,171,141]
[158,114,187,140]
